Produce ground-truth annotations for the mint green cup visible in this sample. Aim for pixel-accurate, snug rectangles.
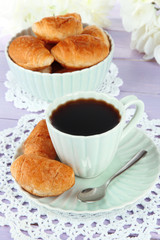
[5,27,114,102]
[45,91,144,178]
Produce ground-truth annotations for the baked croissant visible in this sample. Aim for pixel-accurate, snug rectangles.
[51,34,110,69]
[8,36,54,70]
[23,119,57,160]
[32,13,83,43]
[82,25,110,48]
[11,154,75,196]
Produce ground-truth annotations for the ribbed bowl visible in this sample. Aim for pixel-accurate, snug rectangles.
[5,27,114,102]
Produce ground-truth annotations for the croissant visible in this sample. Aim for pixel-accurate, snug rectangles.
[82,25,110,48]
[11,154,75,196]
[51,34,110,69]
[23,119,57,160]
[8,36,54,70]
[60,12,82,22]
[32,13,83,43]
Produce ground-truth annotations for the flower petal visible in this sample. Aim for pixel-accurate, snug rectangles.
[154,45,160,64]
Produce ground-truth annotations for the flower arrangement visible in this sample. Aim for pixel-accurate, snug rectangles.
[120,0,160,64]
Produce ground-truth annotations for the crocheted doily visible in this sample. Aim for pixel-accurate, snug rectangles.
[0,110,160,240]
[4,62,123,112]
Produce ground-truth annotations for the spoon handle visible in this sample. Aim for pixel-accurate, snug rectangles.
[105,150,147,188]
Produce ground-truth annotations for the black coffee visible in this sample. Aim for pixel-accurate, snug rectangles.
[50,98,121,136]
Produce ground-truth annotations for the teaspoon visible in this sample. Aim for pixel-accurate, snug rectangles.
[77,150,147,203]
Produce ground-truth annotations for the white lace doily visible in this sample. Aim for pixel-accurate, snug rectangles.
[4,63,123,112]
[0,110,160,240]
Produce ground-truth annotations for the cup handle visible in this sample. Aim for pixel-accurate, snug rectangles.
[120,95,144,138]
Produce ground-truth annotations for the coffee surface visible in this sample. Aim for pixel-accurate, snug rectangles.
[50,98,121,136]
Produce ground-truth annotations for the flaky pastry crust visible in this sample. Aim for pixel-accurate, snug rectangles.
[51,34,110,69]
[82,25,110,48]
[11,154,75,196]
[32,13,83,43]
[23,119,57,159]
[8,36,54,70]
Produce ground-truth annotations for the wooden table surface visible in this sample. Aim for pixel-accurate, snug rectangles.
[0,4,160,240]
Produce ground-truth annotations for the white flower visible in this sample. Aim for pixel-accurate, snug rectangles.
[154,45,160,64]
[130,23,160,60]
[120,0,160,64]
[120,0,156,32]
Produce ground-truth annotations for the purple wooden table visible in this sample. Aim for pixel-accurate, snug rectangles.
[0,6,160,240]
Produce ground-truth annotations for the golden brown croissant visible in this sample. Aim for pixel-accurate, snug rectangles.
[24,119,57,159]
[82,25,110,48]
[61,13,82,22]
[8,36,54,70]
[51,34,110,69]
[11,154,75,196]
[32,13,83,43]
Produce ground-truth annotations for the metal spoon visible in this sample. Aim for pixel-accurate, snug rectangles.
[77,150,147,203]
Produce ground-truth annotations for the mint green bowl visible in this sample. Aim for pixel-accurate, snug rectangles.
[5,27,114,102]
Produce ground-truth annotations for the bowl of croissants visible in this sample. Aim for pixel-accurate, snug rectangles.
[6,12,114,102]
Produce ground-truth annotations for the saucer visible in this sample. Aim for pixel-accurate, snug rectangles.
[13,127,160,214]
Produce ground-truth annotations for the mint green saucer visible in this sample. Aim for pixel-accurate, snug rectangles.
[14,127,160,214]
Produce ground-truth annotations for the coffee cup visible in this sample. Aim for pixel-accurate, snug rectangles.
[45,91,144,178]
